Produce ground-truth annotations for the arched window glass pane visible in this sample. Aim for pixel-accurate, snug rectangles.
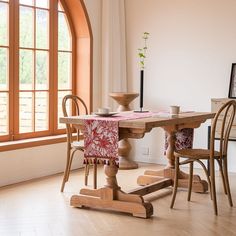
[19,6,34,48]
[0,93,8,135]
[0,48,8,90]
[58,52,72,89]
[19,0,33,6]
[36,50,48,90]
[19,92,33,133]
[58,12,72,51]
[35,92,48,131]
[35,0,49,9]
[58,3,63,12]
[36,9,49,49]
[19,49,34,90]
[0,2,8,46]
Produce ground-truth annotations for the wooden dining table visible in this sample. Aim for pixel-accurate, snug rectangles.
[60,111,215,218]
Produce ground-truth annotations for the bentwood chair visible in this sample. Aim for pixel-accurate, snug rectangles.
[170,100,236,215]
[60,95,97,192]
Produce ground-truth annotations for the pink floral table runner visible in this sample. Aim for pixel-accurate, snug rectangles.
[164,128,194,154]
[83,112,154,164]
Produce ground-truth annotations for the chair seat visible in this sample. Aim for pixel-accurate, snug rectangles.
[174,148,221,160]
[72,140,84,150]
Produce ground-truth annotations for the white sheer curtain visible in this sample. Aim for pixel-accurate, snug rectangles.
[101,0,127,109]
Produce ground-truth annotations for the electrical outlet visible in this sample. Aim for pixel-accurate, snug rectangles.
[141,147,149,155]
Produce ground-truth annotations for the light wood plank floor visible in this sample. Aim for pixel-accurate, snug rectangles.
[0,163,236,236]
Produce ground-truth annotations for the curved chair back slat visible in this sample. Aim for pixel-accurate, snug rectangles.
[210,100,236,159]
[62,95,88,144]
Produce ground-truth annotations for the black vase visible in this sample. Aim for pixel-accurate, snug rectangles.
[134,70,148,112]
[140,70,144,111]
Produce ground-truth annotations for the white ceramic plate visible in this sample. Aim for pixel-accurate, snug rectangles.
[94,112,118,117]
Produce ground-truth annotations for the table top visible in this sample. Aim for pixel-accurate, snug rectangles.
[60,111,215,126]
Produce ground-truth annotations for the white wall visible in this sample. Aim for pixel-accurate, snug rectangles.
[125,0,236,172]
[0,0,102,187]
[0,143,84,187]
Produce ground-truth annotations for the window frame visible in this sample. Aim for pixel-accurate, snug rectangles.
[0,0,93,147]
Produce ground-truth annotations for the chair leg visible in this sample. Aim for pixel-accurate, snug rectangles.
[222,158,233,207]
[84,163,89,186]
[210,158,218,215]
[170,157,179,208]
[93,160,97,189]
[187,161,193,201]
[217,159,227,195]
[196,159,212,199]
[61,149,71,192]
[65,150,76,182]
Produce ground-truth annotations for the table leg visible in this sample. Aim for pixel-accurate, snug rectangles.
[109,92,139,170]
[137,129,208,193]
[70,164,153,218]
[118,138,138,169]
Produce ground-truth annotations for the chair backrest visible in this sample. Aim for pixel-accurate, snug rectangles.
[210,100,236,158]
[62,94,88,144]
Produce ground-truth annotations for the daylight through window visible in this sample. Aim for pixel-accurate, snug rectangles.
[0,0,73,141]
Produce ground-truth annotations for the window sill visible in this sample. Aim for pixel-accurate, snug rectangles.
[0,135,67,152]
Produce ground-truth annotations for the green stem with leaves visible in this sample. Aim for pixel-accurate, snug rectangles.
[138,32,150,70]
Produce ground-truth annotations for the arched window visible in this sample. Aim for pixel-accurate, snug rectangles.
[0,0,92,144]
